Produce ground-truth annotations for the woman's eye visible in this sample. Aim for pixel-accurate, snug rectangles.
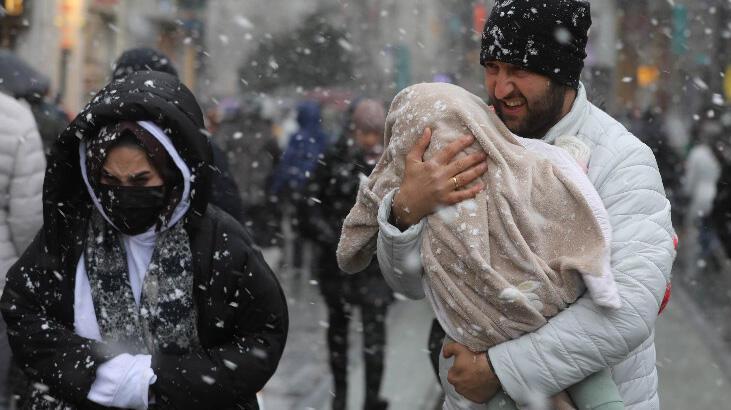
[101,175,120,185]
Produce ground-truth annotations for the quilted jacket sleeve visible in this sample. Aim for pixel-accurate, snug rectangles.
[7,109,45,255]
[488,138,676,405]
[376,189,427,300]
[0,98,45,289]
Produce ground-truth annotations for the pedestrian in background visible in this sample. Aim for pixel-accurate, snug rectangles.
[271,100,329,276]
[270,101,329,199]
[0,91,46,410]
[710,109,731,260]
[214,96,282,266]
[683,112,723,268]
[625,108,684,224]
[303,99,391,410]
[0,50,69,156]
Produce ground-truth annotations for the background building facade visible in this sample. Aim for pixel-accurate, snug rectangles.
[0,0,729,121]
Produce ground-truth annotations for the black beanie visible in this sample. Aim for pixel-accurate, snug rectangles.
[480,0,591,89]
[112,47,178,80]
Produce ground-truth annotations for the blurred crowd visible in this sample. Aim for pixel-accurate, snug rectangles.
[617,105,731,275]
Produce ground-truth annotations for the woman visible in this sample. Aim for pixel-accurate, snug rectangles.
[0,71,288,410]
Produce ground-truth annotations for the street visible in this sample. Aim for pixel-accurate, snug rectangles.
[656,285,731,409]
[261,268,442,410]
[261,265,731,410]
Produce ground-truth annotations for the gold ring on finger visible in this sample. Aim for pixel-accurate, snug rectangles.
[452,176,460,190]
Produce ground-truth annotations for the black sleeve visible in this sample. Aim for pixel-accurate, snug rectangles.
[210,141,246,223]
[712,164,731,258]
[0,234,113,406]
[150,230,288,409]
[299,158,338,244]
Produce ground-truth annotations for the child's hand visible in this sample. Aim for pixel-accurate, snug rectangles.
[443,342,500,403]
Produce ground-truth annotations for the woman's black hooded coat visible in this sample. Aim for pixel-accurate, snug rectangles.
[0,71,288,409]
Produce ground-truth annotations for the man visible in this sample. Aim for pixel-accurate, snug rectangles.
[377,0,675,408]
[303,99,391,410]
[214,97,282,251]
[0,91,45,410]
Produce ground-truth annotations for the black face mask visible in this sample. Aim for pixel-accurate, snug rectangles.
[97,184,166,235]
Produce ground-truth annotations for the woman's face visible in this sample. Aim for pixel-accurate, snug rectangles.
[100,145,163,187]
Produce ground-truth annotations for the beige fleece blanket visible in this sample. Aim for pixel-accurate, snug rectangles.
[337,83,610,352]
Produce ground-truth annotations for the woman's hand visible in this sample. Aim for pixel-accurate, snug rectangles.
[391,128,488,230]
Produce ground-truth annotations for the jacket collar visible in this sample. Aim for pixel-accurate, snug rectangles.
[542,82,591,144]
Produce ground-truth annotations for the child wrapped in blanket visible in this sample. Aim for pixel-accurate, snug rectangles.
[337,83,624,410]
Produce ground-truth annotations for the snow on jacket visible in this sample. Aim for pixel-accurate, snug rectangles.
[0,92,45,291]
[376,83,675,409]
[0,72,288,409]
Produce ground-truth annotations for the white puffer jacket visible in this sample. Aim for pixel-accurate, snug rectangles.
[0,92,45,291]
[376,84,675,409]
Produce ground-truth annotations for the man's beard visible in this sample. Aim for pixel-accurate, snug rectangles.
[490,82,566,139]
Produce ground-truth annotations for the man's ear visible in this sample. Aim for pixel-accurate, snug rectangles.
[561,85,578,118]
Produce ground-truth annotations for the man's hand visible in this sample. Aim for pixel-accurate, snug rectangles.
[391,128,488,230]
[443,342,500,404]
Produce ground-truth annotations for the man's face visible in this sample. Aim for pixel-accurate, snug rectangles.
[355,129,384,164]
[355,129,381,152]
[484,61,567,139]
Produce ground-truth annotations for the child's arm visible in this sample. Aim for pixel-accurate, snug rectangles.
[376,189,427,300]
[566,369,624,410]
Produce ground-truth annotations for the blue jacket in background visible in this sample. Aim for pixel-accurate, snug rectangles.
[271,101,329,197]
